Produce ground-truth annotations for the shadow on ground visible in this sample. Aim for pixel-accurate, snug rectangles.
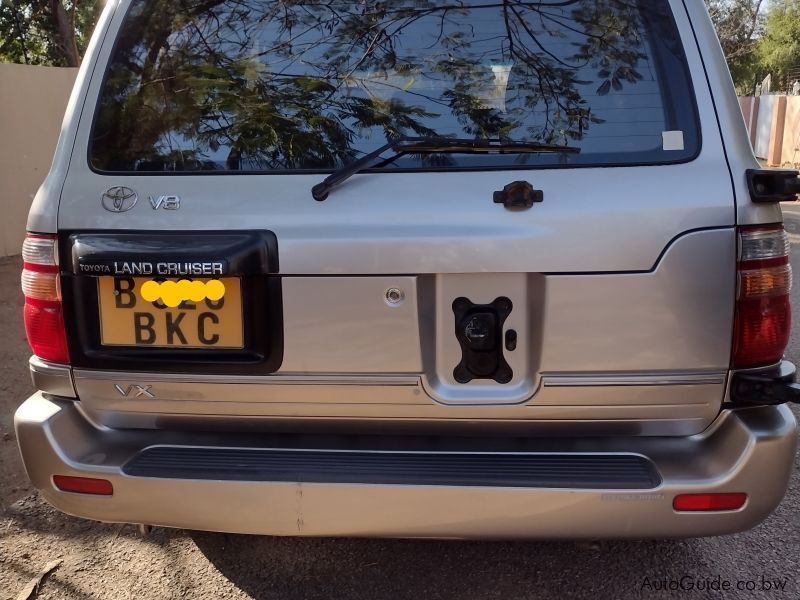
[191,533,696,599]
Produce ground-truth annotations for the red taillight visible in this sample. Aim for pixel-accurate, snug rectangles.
[53,475,113,496]
[732,225,792,369]
[24,298,70,363]
[21,234,69,364]
[673,492,747,512]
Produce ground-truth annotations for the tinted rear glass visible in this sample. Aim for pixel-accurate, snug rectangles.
[90,0,699,173]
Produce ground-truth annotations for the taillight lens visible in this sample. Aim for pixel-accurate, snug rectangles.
[21,234,69,364]
[733,225,792,369]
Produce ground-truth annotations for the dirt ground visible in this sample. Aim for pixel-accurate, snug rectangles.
[0,256,33,512]
[0,250,799,600]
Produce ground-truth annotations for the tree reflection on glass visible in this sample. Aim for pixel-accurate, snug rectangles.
[91,0,666,172]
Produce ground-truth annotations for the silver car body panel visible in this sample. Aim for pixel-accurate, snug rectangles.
[14,394,798,539]
[30,2,740,427]
[678,0,782,227]
[72,370,721,436]
[30,357,76,398]
[70,229,734,434]
[49,2,735,275]
[54,168,736,275]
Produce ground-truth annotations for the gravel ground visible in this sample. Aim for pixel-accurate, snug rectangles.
[0,256,33,512]
[1,215,800,599]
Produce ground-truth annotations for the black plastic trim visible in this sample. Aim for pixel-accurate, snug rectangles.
[453,297,513,384]
[123,447,662,489]
[68,230,279,275]
[746,169,800,203]
[728,360,800,407]
[59,230,283,375]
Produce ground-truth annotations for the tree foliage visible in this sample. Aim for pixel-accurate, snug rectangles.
[705,0,765,92]
[0,0,102,67]
[757,1,800,89]
[1,0,797,98]
[704,0,800,94]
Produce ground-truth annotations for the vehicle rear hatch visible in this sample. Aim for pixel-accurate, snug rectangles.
[57,0,735,435]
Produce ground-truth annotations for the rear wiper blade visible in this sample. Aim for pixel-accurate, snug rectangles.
[311,137,580,201]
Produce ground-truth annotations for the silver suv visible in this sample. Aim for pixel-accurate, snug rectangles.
[15,0,800,539]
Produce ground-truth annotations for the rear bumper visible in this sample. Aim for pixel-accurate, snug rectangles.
[15,393,797,539]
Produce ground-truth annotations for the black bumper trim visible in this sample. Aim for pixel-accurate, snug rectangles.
[123,447,662,489]
[729,360,800,407]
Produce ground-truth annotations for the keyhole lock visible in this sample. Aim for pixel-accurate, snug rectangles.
[385,288,405,306]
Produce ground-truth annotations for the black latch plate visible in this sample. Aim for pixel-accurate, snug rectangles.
[728,360,800,407]
[453,297,513,384]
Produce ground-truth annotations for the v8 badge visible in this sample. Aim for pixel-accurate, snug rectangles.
[149,195,181,210]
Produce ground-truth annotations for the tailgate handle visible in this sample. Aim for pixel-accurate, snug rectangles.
[493,181,543,209]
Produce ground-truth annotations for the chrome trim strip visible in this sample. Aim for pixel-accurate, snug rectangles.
[29,357,76,398]
[73,370,728,388]
[543,372,727,387]
[72,369,420,387]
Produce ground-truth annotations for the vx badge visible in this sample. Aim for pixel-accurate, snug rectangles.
[114,384,155,399]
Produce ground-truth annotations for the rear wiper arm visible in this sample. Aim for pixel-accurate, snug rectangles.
[311,137,580,201]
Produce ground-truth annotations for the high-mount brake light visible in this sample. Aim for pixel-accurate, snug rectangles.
[732,225,792,369]
[21,234,69,364]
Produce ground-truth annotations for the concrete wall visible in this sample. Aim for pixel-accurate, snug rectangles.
[782,97,800,166]
[740,94,800,167]
[754,96,775,160]
[0,63,78,256]
[738,96,758,148]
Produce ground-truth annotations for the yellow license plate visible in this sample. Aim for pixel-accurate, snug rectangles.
[97,277,244,349]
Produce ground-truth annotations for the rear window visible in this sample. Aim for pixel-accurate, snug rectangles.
[89,0,700,173]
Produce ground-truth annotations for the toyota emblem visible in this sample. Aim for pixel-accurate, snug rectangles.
[101,187,138,213]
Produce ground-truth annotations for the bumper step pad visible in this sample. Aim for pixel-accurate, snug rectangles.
[123,447,661,489]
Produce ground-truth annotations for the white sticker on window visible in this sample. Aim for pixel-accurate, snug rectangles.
[662,131,685,151]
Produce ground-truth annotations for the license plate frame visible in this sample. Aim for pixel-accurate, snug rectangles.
[61,230,284,375]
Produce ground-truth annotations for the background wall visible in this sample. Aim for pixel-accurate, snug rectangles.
[740,94,800,167]
[754,95,776,159]
[782,97,800,167]
[0,63,77,256]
